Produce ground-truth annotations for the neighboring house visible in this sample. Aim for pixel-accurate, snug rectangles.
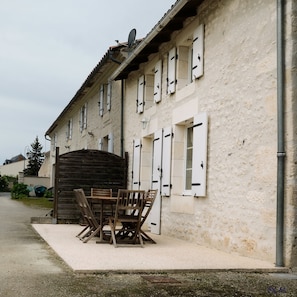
[0,154,28,177]
[44,44,133,186]
[3,154,26,165]
[109,0,297,268]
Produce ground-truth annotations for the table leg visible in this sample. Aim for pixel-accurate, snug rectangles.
[96,200,109,243]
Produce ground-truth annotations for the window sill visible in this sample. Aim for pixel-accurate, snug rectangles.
[176,82,195,102]
[182,190,193,197]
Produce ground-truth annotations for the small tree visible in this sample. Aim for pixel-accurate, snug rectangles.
[24,136,44,176]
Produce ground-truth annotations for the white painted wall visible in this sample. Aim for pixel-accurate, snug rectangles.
[0,160,28,177]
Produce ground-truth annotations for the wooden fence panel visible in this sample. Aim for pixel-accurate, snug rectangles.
[54,148,128,223]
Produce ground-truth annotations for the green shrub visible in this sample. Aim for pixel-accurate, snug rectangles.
[44,189,53,198]
[0,176,9,192]
[11,183,29,199]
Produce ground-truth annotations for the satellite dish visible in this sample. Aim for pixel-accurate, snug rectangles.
[128,29,136,48]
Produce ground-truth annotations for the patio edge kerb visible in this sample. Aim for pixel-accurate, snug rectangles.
[73,267,290,275]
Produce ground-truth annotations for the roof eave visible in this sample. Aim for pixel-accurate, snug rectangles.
[45,46,124,137]
[112,0,200,81]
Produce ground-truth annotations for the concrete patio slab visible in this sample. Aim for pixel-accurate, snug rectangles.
[32,223,287,273]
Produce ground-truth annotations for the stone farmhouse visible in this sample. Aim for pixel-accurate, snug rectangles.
[44,43,131,185]
[44,0,297,268]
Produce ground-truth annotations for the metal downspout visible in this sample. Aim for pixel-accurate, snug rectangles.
[107,50,124,156]
[121,79,124,158]
[276,0,286,267]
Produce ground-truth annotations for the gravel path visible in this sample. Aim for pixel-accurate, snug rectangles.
[1,192,297,296]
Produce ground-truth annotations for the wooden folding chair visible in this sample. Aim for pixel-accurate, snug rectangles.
[140,189,158,243]
[91,188,112,197]
[73,189,101,243]
[74,189,91,240]
[108,189,146,247]
[90,188,113,221]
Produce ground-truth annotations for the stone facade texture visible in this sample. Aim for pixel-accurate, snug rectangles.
[120,0,297,266]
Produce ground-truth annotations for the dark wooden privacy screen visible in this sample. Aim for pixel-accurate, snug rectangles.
[53,148,128,223]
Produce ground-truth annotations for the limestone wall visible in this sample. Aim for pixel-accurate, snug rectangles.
[122,0,292,264]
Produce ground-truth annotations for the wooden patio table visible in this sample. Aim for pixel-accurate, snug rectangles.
[87,195,117,243]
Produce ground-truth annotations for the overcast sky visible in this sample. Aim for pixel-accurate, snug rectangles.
[0,0,176,164]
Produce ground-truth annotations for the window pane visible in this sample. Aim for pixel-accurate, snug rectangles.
[187,127,193,147]
[186,169,192,190]
[185,126,193,191]
[186,147,192,168]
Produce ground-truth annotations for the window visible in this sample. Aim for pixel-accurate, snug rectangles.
[79,103,87,132]
[66,119,72,140]
[136,75,154,113]
[177,46,192,89]
[98,133,113,153]
[185,126,193,191]
[99,82,112,117]
[98,137,107,151]
[176,24,204,89]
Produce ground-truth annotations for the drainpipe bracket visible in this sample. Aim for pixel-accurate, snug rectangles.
[277,152,286,158]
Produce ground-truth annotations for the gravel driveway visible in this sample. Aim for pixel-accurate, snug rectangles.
[1,192,297,297]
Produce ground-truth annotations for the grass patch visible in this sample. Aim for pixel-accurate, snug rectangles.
[13,196,53,209]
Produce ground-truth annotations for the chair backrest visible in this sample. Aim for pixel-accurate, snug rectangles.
[74,189,99,227]
[141,189,158,227]
[91,188,112,197]
[74,188,88,216]
[114,189,146,220]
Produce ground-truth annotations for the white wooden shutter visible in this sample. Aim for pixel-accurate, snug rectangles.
[70,118,73,139]
[83,103,87,130]
[154,60,162,103]
[152,130,162,191]
[192,112,208,197]
[150,129,163,234]
[98,138,103,150]
[99,85,104,116]
[137,75,144,113]
[107,133,113,153]
[54,133,57,149]
[107,82,111,111]
[192,24,204,80]
[67,119,73,140]
[167,47,176,94]
[132,139,141,189]
[161,126,172,196]
[79,106,84,132]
